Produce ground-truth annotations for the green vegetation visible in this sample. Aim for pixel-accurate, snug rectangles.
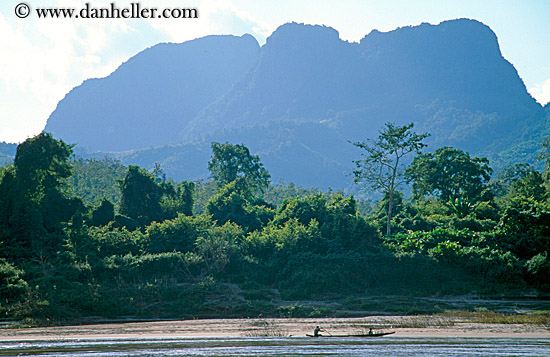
[352,123,429,235]
[68,157,126,205]
[208,142,270,193]
[1,128,549,325]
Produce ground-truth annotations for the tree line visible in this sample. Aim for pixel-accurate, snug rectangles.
[0,126,549,321]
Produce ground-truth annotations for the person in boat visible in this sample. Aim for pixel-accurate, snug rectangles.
[313,326,325,336]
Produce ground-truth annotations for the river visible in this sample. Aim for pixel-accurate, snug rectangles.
[2,336,549,356]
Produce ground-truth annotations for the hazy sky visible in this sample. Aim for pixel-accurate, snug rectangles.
[1,0,549,143]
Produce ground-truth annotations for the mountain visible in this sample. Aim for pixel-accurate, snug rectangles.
[45,34,260,152]
[191,20,541,151]
[46,19,547,189]
[98,120,358,190]
[0,142,17,166]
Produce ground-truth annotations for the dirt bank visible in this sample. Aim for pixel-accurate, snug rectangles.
[1,316,548,341]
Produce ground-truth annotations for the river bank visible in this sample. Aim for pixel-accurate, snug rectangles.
[1,316,548,341]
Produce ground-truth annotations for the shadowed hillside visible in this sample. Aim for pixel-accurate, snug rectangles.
[45,19,546,188]
[45,34,260,152]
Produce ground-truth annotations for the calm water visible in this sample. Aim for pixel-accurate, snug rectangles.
[1,337,549,356]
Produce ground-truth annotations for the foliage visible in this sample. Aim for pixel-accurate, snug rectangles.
[277,251,371,298]
[146,214,213,254]
[537,135,550,178]
[14,132,73,203]
[193,180,218,215]
[352,122,429,235]
[118,166,194,227]
[160,181,194,218]
[490,163,537,197]
[384,228,522,286]
[192,222,243,279]
[85,225,146,258]
[509,170,546,201]
[118,165,164,226]
[406,146,492,217]
[90,198,115,226]
[2,128,550,322]
[525,252,550,288]
[0,133,84,264]
[208,142,270,193]
[0,258,28,304]
[272,193,378,251]
[68,157,126,205]
[493,199,550,259]
[206,180,274,232]
[261,180,320,207]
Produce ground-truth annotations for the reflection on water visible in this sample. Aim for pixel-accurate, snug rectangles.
[1,337,549,356]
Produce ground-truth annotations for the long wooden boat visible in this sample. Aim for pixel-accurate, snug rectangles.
[306,331,395,338]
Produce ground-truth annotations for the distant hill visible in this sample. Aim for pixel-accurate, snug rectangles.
[46,34,260,152]
[0,142,17,166]
[93,120,358,190]
[46,19,547,189]
[191,20,541,151]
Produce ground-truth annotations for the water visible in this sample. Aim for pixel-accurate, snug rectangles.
[1,337,549,356]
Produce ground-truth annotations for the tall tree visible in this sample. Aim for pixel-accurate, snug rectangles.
[208,142,270,193]
[405,146,492,216]
[118,165,194,226]
[2,132,83,262]
[352,123,429,236]
[118,165,164,226]
[14,132,73,203]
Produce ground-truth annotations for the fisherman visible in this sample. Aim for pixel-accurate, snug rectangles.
[313,326,325,337]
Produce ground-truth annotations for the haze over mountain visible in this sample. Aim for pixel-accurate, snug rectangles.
[45,34,260,152]
[45,19,548,189]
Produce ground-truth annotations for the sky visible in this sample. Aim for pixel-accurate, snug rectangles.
[1,0,549,144]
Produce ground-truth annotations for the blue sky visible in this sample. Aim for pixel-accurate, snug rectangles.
[1,0,549,143]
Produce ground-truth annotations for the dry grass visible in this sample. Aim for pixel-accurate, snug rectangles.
[389,316,455,328]
[243,327,289,337]
[440,310,550,326]
[324,316,455,330]
[242,320,289,337]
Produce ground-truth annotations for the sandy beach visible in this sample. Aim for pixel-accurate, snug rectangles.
[1,317,548,341]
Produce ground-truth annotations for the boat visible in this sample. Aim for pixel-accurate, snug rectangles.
[306,331,395,338]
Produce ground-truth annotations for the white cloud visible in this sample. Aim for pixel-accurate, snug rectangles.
[0,0,271,143]
[147,0,269,44]
[0,1,139,142]
[529,79,550,106]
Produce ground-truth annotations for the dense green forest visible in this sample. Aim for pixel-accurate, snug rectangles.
[1,127,549,324]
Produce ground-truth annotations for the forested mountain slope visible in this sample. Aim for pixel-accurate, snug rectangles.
[45,34,260,152]
[46,19,546,189]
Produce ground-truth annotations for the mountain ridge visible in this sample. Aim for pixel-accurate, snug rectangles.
[46,34,260,151]
[45,19,546,189]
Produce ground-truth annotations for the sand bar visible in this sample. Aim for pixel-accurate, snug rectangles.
[1,317,549,341]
